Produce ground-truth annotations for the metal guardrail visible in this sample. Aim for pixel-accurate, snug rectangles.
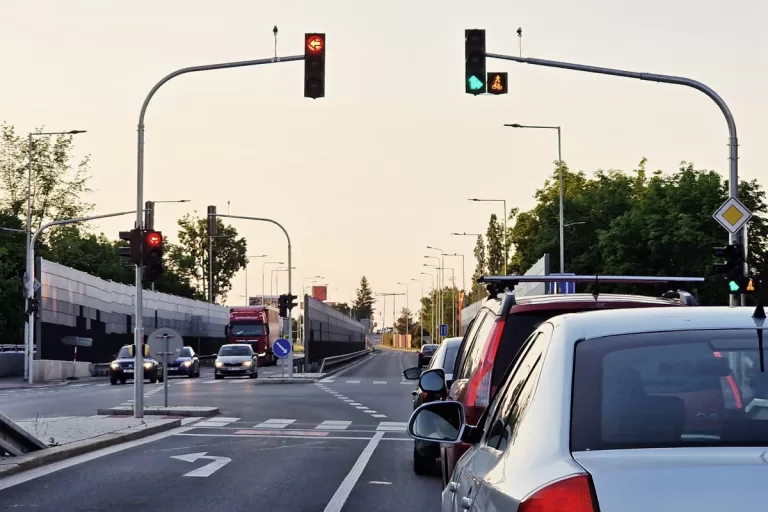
[0,344,34,353]
[319,348,371,374]
[0,411,47,457]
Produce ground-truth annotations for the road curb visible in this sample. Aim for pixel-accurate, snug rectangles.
[96,406,218,417]
[0,418,182,478]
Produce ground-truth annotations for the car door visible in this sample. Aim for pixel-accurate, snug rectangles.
[448,325,552,512]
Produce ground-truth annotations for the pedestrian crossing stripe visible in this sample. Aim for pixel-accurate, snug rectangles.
[190,419,409,432]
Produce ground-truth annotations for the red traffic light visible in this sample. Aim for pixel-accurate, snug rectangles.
[145,231,162,248]
[306,34,324,54]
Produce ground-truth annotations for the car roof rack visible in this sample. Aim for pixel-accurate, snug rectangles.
[478,275,705,303]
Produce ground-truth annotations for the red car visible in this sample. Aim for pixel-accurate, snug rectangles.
[439,275,701,487]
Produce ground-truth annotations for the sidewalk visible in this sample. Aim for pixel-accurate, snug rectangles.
[0,375,106,391]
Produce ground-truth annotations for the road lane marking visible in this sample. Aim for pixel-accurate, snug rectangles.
[371,414,387,418]
[234,429,330,437]
[345,380,361,384]
[362,410,376,414]
[195,417,241,428]
[323,431,385,512]
[175,432,410,441]
[0,426,194,491]
[252,419,296,429]
[349,402,362,406]
[171,451,231,477]
[372,381,387,384]
[376,422,407,431]
[316,420,352,430]
[355,406,367,409]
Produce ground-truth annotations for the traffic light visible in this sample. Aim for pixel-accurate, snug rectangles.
[142,230,164,282]
[465,29,486,95]
[278,294,288,318]
[713,244,746,294]
[304,33,325,99]
[207,205,217,238]
[118,229,142,265]
[286,294,298,310]
[144,201,155,231]
[487,72,508,95]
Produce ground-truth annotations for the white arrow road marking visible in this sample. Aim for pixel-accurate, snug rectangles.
[171,451,231,477]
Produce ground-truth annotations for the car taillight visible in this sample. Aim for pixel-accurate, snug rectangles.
[519,474,598,512]
[713,352,743,409]
[465,319,504,410]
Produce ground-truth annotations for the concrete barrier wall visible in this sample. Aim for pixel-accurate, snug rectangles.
[304,295,367,363]
[32,360,91,381]
[0,353,24,377]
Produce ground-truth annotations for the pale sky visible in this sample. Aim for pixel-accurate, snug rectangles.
[2,0,766,328]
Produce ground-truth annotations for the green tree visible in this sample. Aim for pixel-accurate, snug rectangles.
[467,234,487,304]
[0,123,92,230]
[395,307,412,335]
[0,209,26,343]
[486,214,504,275]
[168,213,247,303]
[331,302,351,316]
[352,276,375,321]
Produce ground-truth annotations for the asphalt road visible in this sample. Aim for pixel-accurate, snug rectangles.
[0,347,441,511]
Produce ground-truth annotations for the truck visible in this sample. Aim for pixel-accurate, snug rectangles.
[225,306,280,366]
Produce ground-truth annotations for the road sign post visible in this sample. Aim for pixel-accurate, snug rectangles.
[273,337,292,381]
[439,324,448,338]
[149,327,183,408]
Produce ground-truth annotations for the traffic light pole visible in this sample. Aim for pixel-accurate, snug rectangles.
[25,210,134,384]
[211,214,293,378]
[134,54,304,416]
[486,51,742,306]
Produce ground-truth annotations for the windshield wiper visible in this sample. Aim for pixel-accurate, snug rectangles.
[753,304,765,373]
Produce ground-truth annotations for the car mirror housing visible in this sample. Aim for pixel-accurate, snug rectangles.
[403,367,421,380]
[419,368,446,393]
[407,401,466,444]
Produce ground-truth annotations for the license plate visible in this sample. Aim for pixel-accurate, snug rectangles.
[125,369,134,374]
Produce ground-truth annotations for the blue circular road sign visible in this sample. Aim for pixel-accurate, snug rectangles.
[272,338,292,359]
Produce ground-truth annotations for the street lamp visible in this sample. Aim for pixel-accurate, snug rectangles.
[420,272,435,341]
[272,266,296,297]
[468,198,507,275]
[426,246,445,339]
[397,282,409,338]
[262,261,283,305]
[504,123,564,272]
[450,232,482,237]
[24,129,86,381]
[244,254,267,305]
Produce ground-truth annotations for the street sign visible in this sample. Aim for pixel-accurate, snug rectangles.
[272,338,292,359]
[546,273,576,294]
[439,324,448,337]
[148,327,183,360]
[713,197,752,235]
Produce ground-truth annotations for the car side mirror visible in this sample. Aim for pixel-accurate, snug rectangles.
[407,401,465,444]
[418,368,446,393]
[403,367,421,380]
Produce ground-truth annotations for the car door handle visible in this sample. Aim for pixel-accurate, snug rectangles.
[460,497,473,510]
[448,481,459,493]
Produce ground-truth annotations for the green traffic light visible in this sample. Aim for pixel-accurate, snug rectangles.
[729,280,741,293]
[468,75,484,90]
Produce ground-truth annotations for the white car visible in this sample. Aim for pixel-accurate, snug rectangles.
[408,306,768,511]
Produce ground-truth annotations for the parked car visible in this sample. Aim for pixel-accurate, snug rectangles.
[408,306,764,512]
[167,346,201,378]
[403,337,462,474]
[418,344,439,368]
[439,275,700,486]
[214,344,258,379]
[109,345,163,385]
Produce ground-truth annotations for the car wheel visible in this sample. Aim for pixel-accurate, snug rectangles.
[150,376,157,384]
[120,378,126,384]
[250,370,257,379]
[110,377,118,385]
[214,374,223,380]
[413,446,431,475]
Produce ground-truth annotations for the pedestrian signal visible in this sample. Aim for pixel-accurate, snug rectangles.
[487,72,508,95]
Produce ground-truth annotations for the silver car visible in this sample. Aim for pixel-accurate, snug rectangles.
[409,306,768,511]
[214,344,258,379]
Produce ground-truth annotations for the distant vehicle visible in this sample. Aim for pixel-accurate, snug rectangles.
[408,306,767,512]
[166,346,200,378]
[226,306,280,366]
[214,344,258,379]
[403,337,462,474]
[439,275,701,486]
[418,344,439,368]
[109,345,163,385]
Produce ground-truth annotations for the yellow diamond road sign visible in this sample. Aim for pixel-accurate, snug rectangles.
[713,197,752,234]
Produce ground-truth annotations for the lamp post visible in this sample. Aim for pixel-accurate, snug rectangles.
[438,267,456,337]
[468,199,507,275]
[420,272,435,342]
[244,254,267,305]
[262,261,283,305]
[410,278,425,347]
[24,130,86,380]
[424,255,441,340]
[397,282,409,339]
[504,123,564,272]
[273,266,295,297]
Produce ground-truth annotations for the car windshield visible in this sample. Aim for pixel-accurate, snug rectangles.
[179,348,192,357]
[443,344,460,375]
[422,345,437,353]
[218,345,252,357]
[117,347,131,359]
[571,329,768,451]
[230,324,265,337]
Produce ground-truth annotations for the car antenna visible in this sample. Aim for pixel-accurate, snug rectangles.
[592,273,600,302]
[752,301,766,373]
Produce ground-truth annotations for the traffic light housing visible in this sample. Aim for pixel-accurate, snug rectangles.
[713,244,747,294]
[465,29,486,94]
[304,33,325,99]
[207,205,217,238]
[487,72,508,95]
[278,294,288,318]
[286,294,298,310]
[118,229,142,265]
[142,230,164,282]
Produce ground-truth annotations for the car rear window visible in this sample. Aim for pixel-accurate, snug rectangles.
[443,344,460,375]
[422,345,437,353]
[571,329,768,451]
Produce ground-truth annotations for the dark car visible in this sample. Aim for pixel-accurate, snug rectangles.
[214,344,258,379]
[403,337,462,474]
[167,346,201,378]
[109,345,164,385]
[417,344,438,368]
[438,277,699,487]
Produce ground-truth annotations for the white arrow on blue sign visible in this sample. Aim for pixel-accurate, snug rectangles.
[272,338,292,359]
[439,324,448,337]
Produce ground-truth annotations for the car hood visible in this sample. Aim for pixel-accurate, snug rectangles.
[573,448,768,511]
[217,355,252,363]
